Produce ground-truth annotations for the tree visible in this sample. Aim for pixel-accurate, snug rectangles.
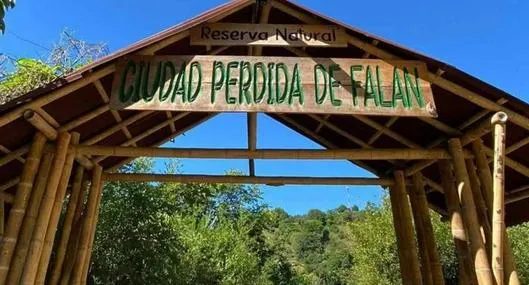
[0,0,15,33]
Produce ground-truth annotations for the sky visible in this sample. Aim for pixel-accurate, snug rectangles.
[1,0,528,214]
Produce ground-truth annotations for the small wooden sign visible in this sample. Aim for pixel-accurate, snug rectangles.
[110,55,437,117]
[190,23,348,47]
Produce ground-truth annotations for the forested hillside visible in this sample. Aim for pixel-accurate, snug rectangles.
[88,159,529,285]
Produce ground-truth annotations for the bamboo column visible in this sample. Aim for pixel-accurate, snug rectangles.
[0,197,4,238]
[409,184,433,285]
[20,132,71,285]
[472,139,520,285]
[35,133,80,285]
[438,160,476,285]
[410,173,445,285]
[491,112,508,285]
[59,179,90,285]
[448,138,494,285]
[389,171,423,285]
[5,152,54,284]
[0,132,47,285]
[48,166,85,285]
[80,179,104,285]
[70,165,103,285]
[465,159,492,252]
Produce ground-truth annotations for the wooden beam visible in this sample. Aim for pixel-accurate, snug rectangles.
[314,115,331,133]
[309,115,371,148]
[103,173,395,186]
[165,112,176,133]
[0,145,24,163]
[77,146,456,160]
[247,113,257,176]
[354,115,420,148]
[82,111,154,145]
[0,133,47,285]
[59,105,110,132]
[368,117,398,145]
[458,98,508,130]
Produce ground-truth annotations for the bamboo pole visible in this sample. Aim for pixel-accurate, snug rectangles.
[390,171,422,285]
[20,132,71,285]
[438,160,476,285]
[76,145,459,160]
[491,112,507,285]
[48,166,85,285]
[409,183,434,285]
[410,173,445,285]
[472,140,521,285]
[0,132,47,285]
[448,138,494,285]
[35,133,80,285]
[79,179,103,285]
[70,165,103,285]
[389,185,414,285]
[103,173,395,186]
[23,110,58,140]
[59,179,90,285]
[0,197,3,238]
[5,152,54,285]
[466,159,491,239]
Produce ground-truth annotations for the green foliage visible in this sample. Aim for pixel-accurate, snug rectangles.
[90,159,529,285]
[0,58,58,104]
[508,223,529,283]
[0,0,15,33]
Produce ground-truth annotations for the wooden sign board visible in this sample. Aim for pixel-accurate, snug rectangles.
[110,55,437,117]
[190,23,348,47]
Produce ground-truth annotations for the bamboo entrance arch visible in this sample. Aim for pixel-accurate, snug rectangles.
[0,1,527,284]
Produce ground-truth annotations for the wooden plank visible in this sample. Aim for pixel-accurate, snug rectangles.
[190,23,347,47]
[110,55,436,117]
[103,173,394,186]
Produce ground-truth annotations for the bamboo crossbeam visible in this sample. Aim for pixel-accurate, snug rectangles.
[59,105,110,132]
[70,166,103,285]
[458,98,508,130]
[314,114,331,133]
[0,145,24,163]
[506,136,529,155]
[0,178,19,192]
[22,109,94,169]
[35,133,79,285]
[448,138,494,285]
[491,112,507,285]
[5,153,54,285]
[103,173,395,186]
[0,133,47,285]
[0,146,29,167]
[23,110,58,140]
[82,111,154,145]
[20,132,71,285]
[309,114,371,148]
[166,112,177,133]
[76,146,457,160]
[48,166,85,285]
[368,117,398,145]
[438,161,476,285]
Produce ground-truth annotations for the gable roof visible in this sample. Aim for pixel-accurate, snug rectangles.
[1,0,529,225]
